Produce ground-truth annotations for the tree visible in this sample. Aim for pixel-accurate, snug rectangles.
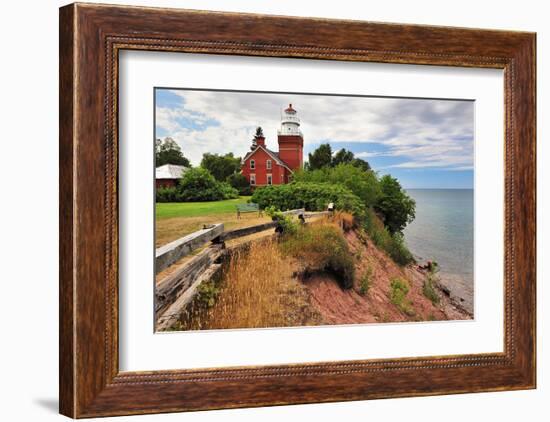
[307,143,333,170]
[374,175,416,234]
[351,157,371,172]
[293,163,380,208]
[200,153,241,182]
[178,167,238,201]
[227,173,252,196]
[332,148,355,166]
[254,126,264,138]
[155,137,191,167]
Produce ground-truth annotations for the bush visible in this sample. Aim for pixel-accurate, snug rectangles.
[387,232,415,266]
[280,223,355,289]
[264,206,298,236]
[251,182,366,219]
[422,261,440,304]
[218,181,240,199]
[226,173,252,196]
[178,167,238,201]
[293,164,381,208]
[156,186,179,202]
[359,266,373,296]
[390,278,414,316]
[363,209,415,266]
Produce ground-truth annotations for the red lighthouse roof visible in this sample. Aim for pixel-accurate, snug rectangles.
[284,103,296,113]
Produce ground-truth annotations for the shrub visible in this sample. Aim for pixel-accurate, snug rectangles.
[218,181,240,199]
[280,222,355,289]
[423,277,440,305]
[387,232,415,266]
[294,164,381,208]
[178,167,238,201]
[422,261,440,304]
[226,173,252,196]
[264,206,298,236]
[251,182,366,219]
[390,278,414,316]
[156,186,179,202]
[359,266,373,296]
[363,209,415,266]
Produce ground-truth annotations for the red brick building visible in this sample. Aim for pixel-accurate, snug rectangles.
[241,104,304,187]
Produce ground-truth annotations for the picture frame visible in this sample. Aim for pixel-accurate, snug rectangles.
[59,2,536,418]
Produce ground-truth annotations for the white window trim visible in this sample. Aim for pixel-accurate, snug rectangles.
[250,159,255,170]
[266,159,272,169]
[250,174,256,185]
[267,174,272,185]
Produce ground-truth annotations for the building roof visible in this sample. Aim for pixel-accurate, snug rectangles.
[155,164,188,179]
[241,145,293,172]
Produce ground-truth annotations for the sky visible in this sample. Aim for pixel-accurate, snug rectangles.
[155,88,474,189]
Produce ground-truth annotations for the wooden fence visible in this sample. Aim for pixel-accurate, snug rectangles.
[154,209,331,330]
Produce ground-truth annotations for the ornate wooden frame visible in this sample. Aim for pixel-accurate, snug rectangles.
[59,3,536,418]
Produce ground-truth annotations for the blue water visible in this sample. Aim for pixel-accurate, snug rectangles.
[404,189,474,296]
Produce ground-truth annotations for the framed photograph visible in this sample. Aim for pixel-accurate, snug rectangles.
[59,3,536,418]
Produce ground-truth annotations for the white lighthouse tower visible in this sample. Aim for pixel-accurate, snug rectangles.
[278,103,302,137]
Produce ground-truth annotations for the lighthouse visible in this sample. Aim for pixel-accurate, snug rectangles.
[241,103,304,187]
[277,104,304,170]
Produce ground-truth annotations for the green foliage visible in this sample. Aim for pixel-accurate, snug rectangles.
[226,172,252,196]
[390,278,414,316]
[156,186,179,203]
[293,164,381,208]
[155,137,191,167]
[264,206,298,236]
[200,152,242,182]
[178,167,238,201]
[251,182,366,219]
[375,175,416,234]
[359,266,373,296]
[307,143,333,170]
[387,232,415,266]
[363,209,415,266]
[423,261,440,304]
[281,224,355,289]
[351,157,371,172]
[332,148,355,166]
[196,280,221,308]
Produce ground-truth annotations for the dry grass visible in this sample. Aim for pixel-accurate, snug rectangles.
[155,213,271,247]
[177,239,324,330]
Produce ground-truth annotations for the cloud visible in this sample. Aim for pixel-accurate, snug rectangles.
[155,89,474,170]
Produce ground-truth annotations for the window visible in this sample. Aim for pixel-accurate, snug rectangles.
[266,159,272,169]
[267,174,272,185]
[250,174,256,185]
[281,174,284,183]
[250,159,255,170]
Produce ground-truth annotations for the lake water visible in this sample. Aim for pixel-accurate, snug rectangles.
[404,189,474,313]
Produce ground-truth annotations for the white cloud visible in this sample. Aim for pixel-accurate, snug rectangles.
[155,89,474,169]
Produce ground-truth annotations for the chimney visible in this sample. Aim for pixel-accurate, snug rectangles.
[255,135,265,147]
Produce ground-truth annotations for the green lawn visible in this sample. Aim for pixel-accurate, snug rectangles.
[156,197,252,220]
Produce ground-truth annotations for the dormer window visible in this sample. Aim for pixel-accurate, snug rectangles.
[266,160,272,170]
[250,159,255,170]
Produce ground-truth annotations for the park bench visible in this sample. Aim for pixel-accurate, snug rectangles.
[236,202,263,219]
